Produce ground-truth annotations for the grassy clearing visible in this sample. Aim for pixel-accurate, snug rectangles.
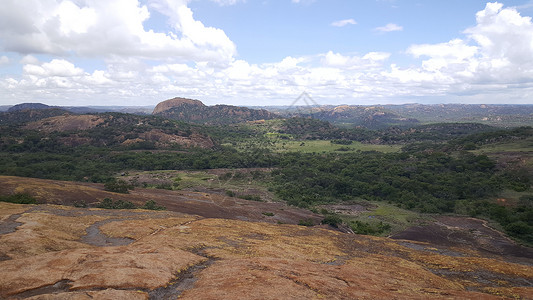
[474,137,533,153]
[320,200,426,237]
[229,138,401,154]
[271,140,401,153]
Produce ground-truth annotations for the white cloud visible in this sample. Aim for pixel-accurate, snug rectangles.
[464,2,533,81]
[0,56,8,64]
[331,19,357,27]
[23,59,84,77]
[322,51,389,70]
[374,23,403,33]
[383,2,533,99]
[0,0,236,64]
[2,1,533,106]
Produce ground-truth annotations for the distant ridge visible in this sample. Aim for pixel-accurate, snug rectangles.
[7,103,51,112]
[152,97,280,125]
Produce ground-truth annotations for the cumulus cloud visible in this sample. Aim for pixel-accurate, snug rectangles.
[331,19,357,27]
[23,59,84,77]
[0,0,236,64]
[397,2,533,86]
[374,23,403,33]
[322,51,389,69]
[2,1,533,106]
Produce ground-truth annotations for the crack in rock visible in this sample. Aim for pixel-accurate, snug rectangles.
[9,279,73,299]
[148,248,217,300]
[81,219,135,247]
[0,213,24,235]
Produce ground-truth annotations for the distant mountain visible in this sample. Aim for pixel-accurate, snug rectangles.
[310,105,419,129]
[153,97,280,125]
[266,103,533,128]
[387,104,533,127]
[7,103,52,112]
[271,105,419,129]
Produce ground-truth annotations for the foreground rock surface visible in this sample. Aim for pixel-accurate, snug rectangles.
[0,202,531,299]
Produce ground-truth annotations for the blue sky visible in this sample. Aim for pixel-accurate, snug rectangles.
[1,0,533,106]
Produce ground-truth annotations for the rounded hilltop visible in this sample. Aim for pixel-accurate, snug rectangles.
[152,96,279,125]
[152,97,205,114]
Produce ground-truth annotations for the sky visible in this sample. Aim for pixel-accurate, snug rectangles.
[1,0,533,107]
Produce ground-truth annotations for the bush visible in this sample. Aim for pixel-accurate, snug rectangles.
[298,218,315,226]
[97,197,136,209]
[0,193,37,204]
[238,194,262,201]
[142,200,166,210]
[104,179,134,194]
[351,220,391,236]
[155,183,174,190]
[225,190,236,197]
[321,215,342,228]
[505,221,532,236]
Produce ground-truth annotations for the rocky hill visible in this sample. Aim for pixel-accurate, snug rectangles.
[0,175,531,299]
[17,112,215,149]
[153,97,280,125]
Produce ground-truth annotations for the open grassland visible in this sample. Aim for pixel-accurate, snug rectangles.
[228,138,401,153]
[269,139,401,153]
[475,136,533,153]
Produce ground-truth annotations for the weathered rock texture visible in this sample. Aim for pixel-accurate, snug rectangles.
[0,201,531,299]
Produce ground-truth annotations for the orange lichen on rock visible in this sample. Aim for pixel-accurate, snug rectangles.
[0,245,205,297]
[0,203,531,299]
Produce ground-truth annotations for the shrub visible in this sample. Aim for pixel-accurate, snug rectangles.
[97,197,136,209]
[262,212,274,216]
[142,200,166,210]
[321,215,342,228]
[298,218,315,226]
[351,220,391,235]
[0,193,37,204]
[238,194,262,201]
[505,221,532,236]
[104,179,134,194]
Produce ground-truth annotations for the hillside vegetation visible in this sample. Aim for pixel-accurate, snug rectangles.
[1,103,532,245]
[0,100,532,299]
